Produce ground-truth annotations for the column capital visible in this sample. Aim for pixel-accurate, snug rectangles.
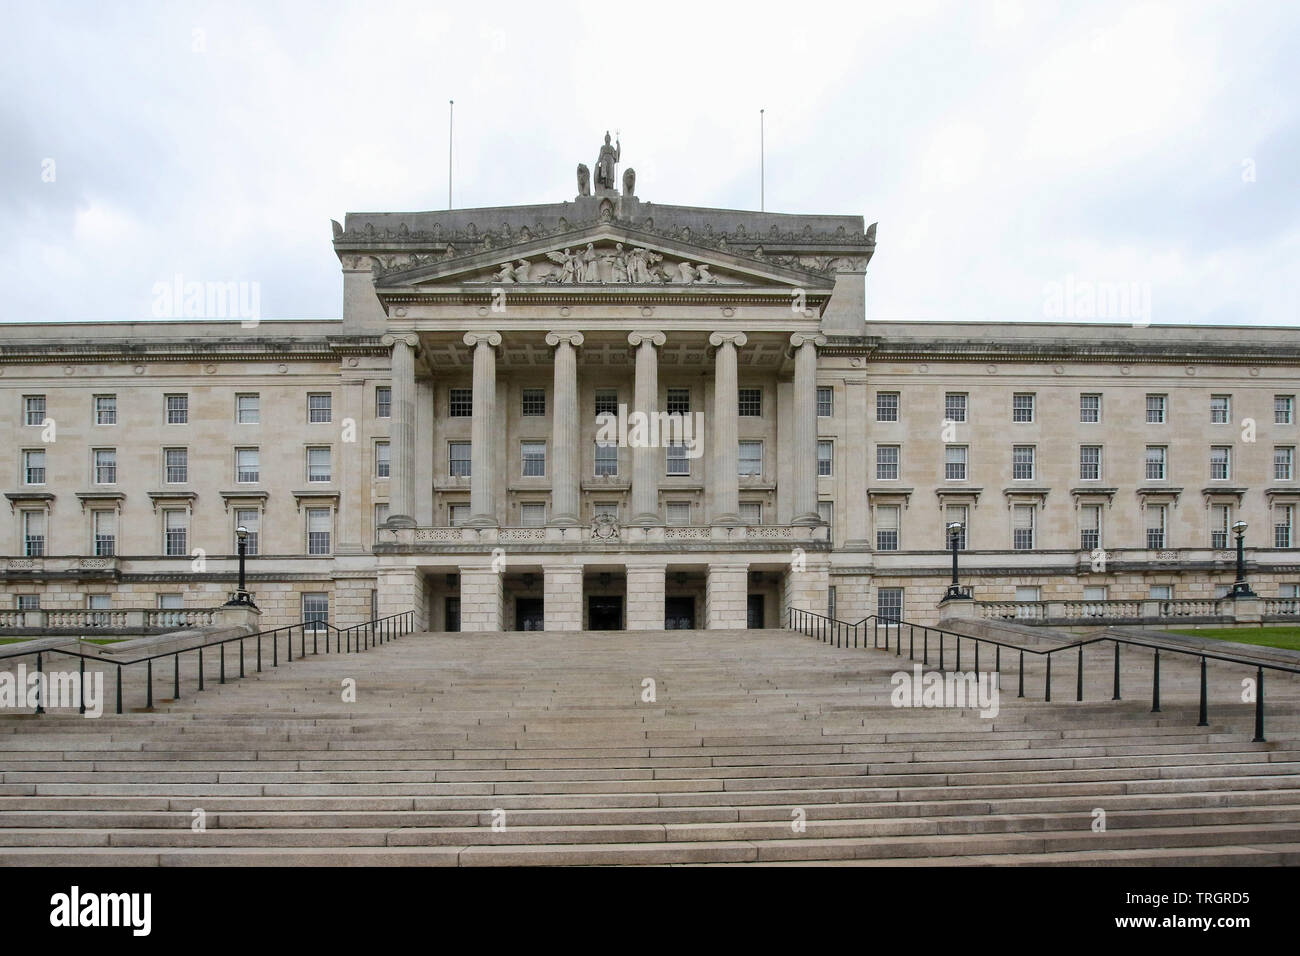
[789,332,827,349]
[380,332,420,349]
[545,331,585,348]
[708,331,748,348]
[463,331,502,348]
[628,330,666,348]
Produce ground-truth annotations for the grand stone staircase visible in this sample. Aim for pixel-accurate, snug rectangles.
[3,626,1300,865]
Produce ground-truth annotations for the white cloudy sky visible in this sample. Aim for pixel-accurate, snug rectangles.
[3,0,1298,326]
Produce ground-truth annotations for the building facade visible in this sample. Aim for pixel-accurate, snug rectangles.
[3,143,1300,631]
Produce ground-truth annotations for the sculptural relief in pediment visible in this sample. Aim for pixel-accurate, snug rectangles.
[470,242,740,287]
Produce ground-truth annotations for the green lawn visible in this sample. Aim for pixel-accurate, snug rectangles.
[1166,627,1300,651]
[0,638,26,645]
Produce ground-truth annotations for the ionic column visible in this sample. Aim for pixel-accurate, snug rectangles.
[790,332,826,525]
[464,331,501,527]
[628,330,666,525]
[382,333,419,528]
[545,332,584,526]
[709,331,747,525]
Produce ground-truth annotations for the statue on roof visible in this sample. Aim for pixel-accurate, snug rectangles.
[594,131,620,192]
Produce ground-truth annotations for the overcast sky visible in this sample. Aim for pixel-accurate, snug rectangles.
[4,0,1298,327]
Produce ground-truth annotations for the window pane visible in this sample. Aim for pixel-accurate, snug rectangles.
[449,442,471,477]
[816,387,833,417]
[1012,393,1034,422]
[1080,393,1100,423]
[308,393,332,423]
[944,393,967,423]
[876,445,899,480]
[521,388,546,416]
[376,386,391,418]
[876,392,899,421]
[236,394,259,424]
[95,395,117,425]
[521,441,546,477]
[816,440,832,476]
[738,388,762,417]
[449,388,473,417]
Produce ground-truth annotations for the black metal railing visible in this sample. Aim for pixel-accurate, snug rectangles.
[787,606,1300,742]
[0,610,415,716]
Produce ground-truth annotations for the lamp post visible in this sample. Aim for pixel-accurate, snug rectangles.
[224,526,257,608]
[944,521,970,600]
[1229,519,1256,598]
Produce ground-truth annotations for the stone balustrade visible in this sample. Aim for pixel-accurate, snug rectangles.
[376,523,832,551]
[975,597,1298,626]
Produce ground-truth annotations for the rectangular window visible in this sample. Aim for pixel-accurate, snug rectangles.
[16,594,41,610]
[1012,393,1035,423]
[375,386,391,418]
[739,501,763,526]
[877,587,903,622]
[945,392,967,423]
[163,509,188,556]
[87,595,111,611]
[876,445,900,480]
[1145,446,1167,481]
[306,446,331,483]
[594,389,618,417]
[234,508,260,556]
[817,501,833,532]
[666,388,690,415]
[1275,447,1294,481]
[592,501,619,521]
[302,593,329,630]
[738,388,762,417]
[166,394,188,424]
[1145,504,1167,549]
[157,593,184,610]
[1282,584,1300,598]
[1080,393,1101,423]
[666,501,691,526]
[945,504,968,550]
[738,441,763,477]
[666,442,690,477]
[95,395,117,425]
[1083,586,1108,602]
[1079,445,1102,481]
[1016,586,1042,603]
[1210,445,1231,481]
[22,510,45,557]
[448,503,469,527]
[449,388,473,417]
[521,441,546,477]
[520,502,546,527]
[1012,504,1035,550]
[816,386,833,417]
[876,392,900,422]
[1211,504,1232,549]
[307,393,332,423]
[1210,395,1231,425]
[594,442,617,477]
[1080,503,1102,551]
[1012,445,1035,480]
[306,508,332,555]
[521,388,546,416]
[235,448,259,483]
[236,393,260,424]
[1276,395,1295,425]
[875,504,899,551]
[1149,584,1173,600]
[449,442,471,477]
[944,445,967,481]
[1146,394,1166,424]
[375,442,390,479]
[23,449,46,485]
[92,510,116,557]
[23,395,46,426]
[164,447,188,483]
[817,440,833,477]
[374,502,389,532]
[1275,505,1294,549]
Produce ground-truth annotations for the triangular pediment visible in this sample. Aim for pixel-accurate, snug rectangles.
[370,223,836,294]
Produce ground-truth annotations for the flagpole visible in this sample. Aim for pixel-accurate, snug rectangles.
[448,99,454,209]
[760,109,765,212]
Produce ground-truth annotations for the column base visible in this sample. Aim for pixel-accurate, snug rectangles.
[464,515,499,529]
[385,514,417,529]
[547,514,581,527]
[711,514,742,527]
[628,513,663,527]
[791,512,822,526]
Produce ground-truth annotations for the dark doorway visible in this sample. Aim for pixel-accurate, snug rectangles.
[588,595,624,630]
[665,596,695,629]
[747,593,765,629]
[445,596,460,632]
[516,598,544,631]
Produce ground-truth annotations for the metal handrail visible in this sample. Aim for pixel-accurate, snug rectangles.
[2,611,415,716]
[787,606,1299,742]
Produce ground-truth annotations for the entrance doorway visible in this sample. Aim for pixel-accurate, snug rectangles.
[515,598,544,631]
[665,596,695,629]
[445,596,460,632]
[747,593,765,629]
[588,595,624,630]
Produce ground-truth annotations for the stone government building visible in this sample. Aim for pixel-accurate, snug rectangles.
[3,137,1300,632]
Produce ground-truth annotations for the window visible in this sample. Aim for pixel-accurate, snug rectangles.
[945,504,968,549]
[876,445,900,480]
[16,594,40,610]
[1080,393,1101,423]
[374,502,389,531]
[448,503,470,527]
[520,502,546,527]
[1016,586,1042,603]
[234,508,260,555]
[594,442,617,477]
[1275,505,1295,549]
[1012,445,1035,480]
[877,587,903,622]
[1079,445,1102,481]
[1146,394,1166,424]
[92,510,116,557]
[816,387,833,417]
[1012,504,1035,550]
[307,393,332,423]
[236,448,259,483]
[95,395,117,425]
[1012,393,1035,423]
[164,447,188,483]
[449,441,471,477]
[1145,446,1167,481]
[875,505,899,551]
[738,441,763,477]
[592,501,618,521]
[739,502,763,526]
[163,509,188,556]
[667,388,691,415]
[944,445,967,481]
[302,593,329,630]
[944,393,967,423]
[1145,504,1167,549]
[1210,395,1231,425]
[23,449,46,485]
[876,392,899,422]
[827,586,836,622]
[738,388,762,417]
[306,508,332,555]
[1083,586,1108,603]
[93,448,116,484]
[157,593,184,610]
[376,386,391,419]
[236,394,259,424]
[1080,504,1102,551]
[1276,395,1294,425]
[1282,584,1300,598]
[817,441,833,477]
[1275,447,1294,481]
[375,442,390,479]
[166,394,188,424]
[24,395,46,426]
[521,388,546,416]
[87,595,111,611]
[306,446,331,483]
[521,441,546,477]
[666,442,690,476]
[594,389,618,417]
[817,501,833,532]
[22,510,46,557]
[1210,446,1231,481]
[449,388,473,417]
[666,501,691,526]
[1149,584,1173,600]
[1211,504,1232,549]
